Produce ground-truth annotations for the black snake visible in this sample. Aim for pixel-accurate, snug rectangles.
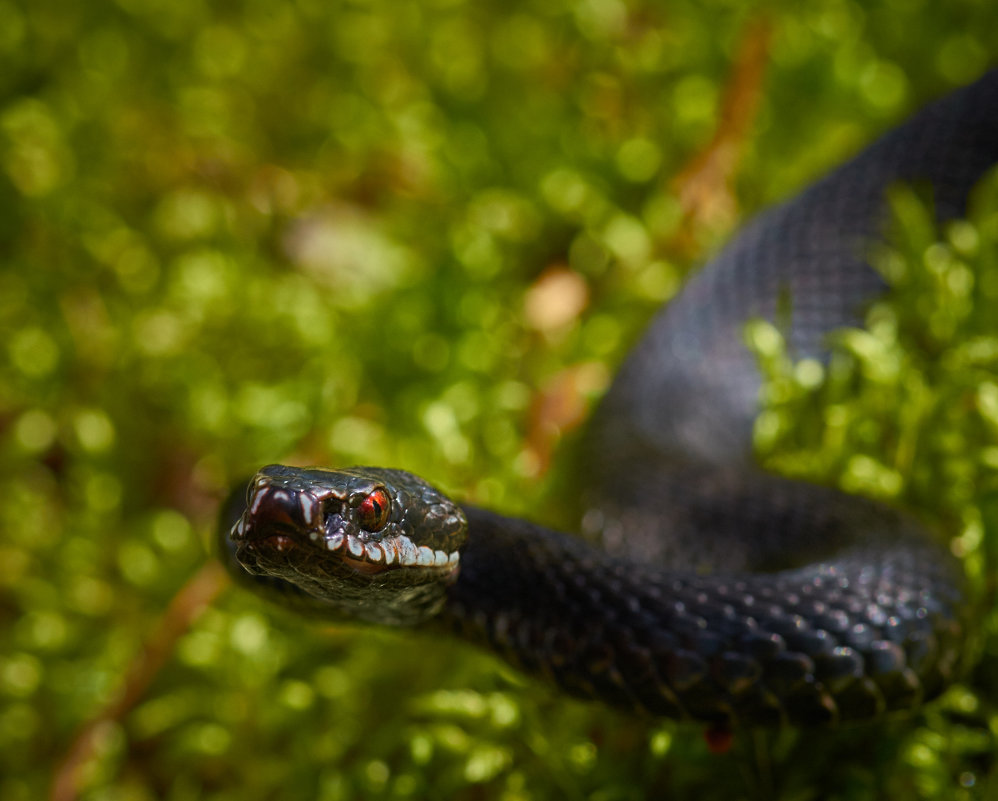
[221,71,998,728]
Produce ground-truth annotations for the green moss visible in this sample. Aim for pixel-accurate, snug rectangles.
[1,1,997,799]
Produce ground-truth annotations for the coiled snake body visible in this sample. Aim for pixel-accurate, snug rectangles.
[224,72,998,727]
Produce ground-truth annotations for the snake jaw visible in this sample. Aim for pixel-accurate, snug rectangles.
[307,525,461,576]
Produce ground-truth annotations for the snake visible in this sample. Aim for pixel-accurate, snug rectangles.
[221,71,998,728]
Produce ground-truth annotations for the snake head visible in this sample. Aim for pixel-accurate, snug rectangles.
[229,464,467,625]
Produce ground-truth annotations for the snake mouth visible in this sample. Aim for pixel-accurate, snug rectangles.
[305,528,461,576]
[233,513,460,578]
[260,534,296,554]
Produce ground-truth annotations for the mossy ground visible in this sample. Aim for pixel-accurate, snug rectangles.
[1,1,996,799]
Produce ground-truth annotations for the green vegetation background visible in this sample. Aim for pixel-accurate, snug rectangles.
[2,0,997,798]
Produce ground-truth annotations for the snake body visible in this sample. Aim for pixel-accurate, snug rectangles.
[224,71,998,727]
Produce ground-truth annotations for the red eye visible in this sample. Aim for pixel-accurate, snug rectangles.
[357,488,390,532]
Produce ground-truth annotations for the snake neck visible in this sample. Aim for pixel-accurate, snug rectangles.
[437,506,964,727]
[439,505,661,713]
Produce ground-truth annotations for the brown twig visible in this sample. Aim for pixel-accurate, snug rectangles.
[668,15,773,255]
[49,560,230,801]
[525,17,774,472]
[526,361,610,476]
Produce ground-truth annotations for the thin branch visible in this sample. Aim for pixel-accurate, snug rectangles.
[49,560,230,801]
[668,15,773,255]
[526,17,774,471]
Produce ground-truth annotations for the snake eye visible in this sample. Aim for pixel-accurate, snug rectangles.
[357,488,390,532]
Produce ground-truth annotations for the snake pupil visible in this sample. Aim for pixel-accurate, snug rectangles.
[357,489,390,532]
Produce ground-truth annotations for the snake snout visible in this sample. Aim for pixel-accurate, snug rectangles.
[235,482,322,544]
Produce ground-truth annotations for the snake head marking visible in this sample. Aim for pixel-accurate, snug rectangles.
[229,464,468,625]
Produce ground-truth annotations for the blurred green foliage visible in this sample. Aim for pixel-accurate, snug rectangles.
[749,176,998,800]
[0,0,996,799]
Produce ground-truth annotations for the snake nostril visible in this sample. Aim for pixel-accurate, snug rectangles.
[246,488,302,537]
